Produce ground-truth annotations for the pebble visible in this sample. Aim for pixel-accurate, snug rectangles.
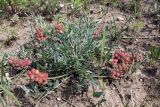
[60,4,64,8]
[117,16,124,21]
[56,97,61,101]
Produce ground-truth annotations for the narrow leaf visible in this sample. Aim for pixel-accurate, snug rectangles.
[0,85,21,106]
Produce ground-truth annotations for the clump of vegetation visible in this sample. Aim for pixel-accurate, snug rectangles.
[116,0,142,19]
[0,16,144,106]
[0,55,21,106]
[146,45,160,66]
[0,0,90,17]
[1,0,160,106]
[148,0,160,31]
[0,0,58,15]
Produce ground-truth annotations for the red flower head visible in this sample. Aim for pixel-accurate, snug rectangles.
[27,68,48,85]
[110,69,122,78]
[108,49,142,79]
[20,58,31,67]
[114,50,132,64]
[55,22,63,33]
[8,57,31,68]
[35,27,47,41]
[111,59,118,65]
[108,49,135,78]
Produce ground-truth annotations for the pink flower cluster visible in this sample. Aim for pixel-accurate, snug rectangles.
[109,49,143,78]
[27,68,48,85]
[8,57,48,85]
[54,22,63,33]
[8,57,31,68]
[35,27,47,41]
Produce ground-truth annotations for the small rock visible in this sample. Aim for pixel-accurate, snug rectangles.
[5,73,12,82]
[117,16,124,21]
[139,78,144,82]
[23,23,27,27]
[60,4,64,8]
[56,97,61,101]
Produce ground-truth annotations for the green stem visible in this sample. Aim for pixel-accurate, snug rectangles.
[48,74,68,80]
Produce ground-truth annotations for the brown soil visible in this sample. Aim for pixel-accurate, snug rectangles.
[0,19,31,60]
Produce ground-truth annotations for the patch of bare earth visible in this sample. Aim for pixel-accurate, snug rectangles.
[0,20,31,60]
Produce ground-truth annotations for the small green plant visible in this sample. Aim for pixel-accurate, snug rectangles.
[66,0,89,17]
[149,0,160,31]
[0,55,21,107]
[0,0,58,15]
[70,0,89,10]
[15,16,105,96]
[0,0,30,12]
[0,24,18,47]
[133,0,142,19]
[44,0,57,14]
[150,45,160,60]
[145,45,160,67]
[129,20,144,32]
[117,0,142,18]
[101,0,118,7]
